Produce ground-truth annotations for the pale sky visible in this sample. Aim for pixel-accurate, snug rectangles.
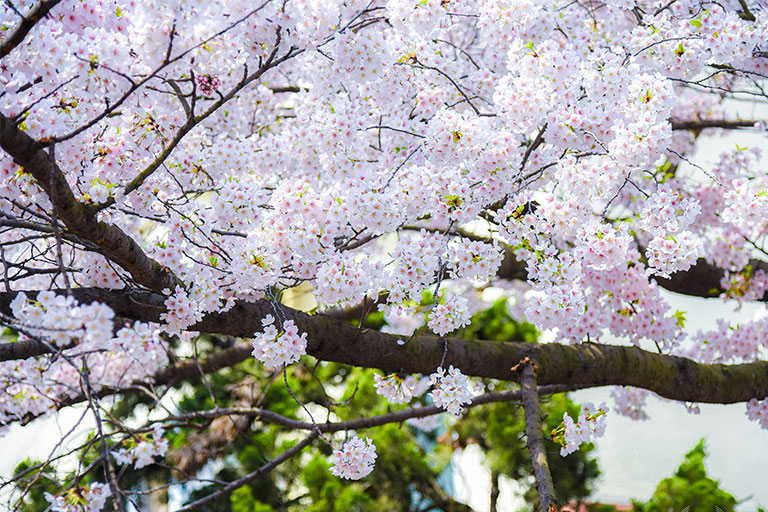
[453,292,768,512]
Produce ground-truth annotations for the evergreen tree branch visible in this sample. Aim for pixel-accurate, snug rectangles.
[175,432,318,512]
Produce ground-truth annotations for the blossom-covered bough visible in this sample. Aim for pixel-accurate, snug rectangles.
[1,0,768,510]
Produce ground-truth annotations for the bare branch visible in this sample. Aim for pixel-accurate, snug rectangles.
[517,358,559,512]
[160,384,575,433]
[175,432,318,512]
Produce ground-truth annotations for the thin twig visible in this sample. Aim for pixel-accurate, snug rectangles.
[176,432,318,512]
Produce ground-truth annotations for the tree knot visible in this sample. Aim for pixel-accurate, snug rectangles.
[511,356,538,375]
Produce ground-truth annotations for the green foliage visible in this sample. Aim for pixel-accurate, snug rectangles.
[11,299,600,512]
[302,454,397,512]
[11,459,60,512]
[633,439,737,512]
[452,392,600,509]
[451,299,598,508]
[230,486,275,512]
[457,298,539,343]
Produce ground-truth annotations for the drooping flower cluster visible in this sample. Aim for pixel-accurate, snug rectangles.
[330,435,377,480]
[160,286,205,336]
[374,373,419,404]
[638,185,702,277]
[45,483,110,512]
[639,185,701,237]
[429,365,473,416]
[251,314,308,370]
[554,402,608,456]
[644,232,701,278]
[746,398,768,430]
[113,427,169,469]
[611,387,650,421]
[722,176,768,239]
[9,292,114,347]
[427,295,472,336]
[407,414,444,432]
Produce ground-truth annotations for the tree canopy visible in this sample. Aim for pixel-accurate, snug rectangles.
[1,0,768,510]
[634,440,739,512]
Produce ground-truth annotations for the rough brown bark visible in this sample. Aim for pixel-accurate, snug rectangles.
[0,114,181,293]
[490,470,500,512]
[496,248,768,302]
[1,288,767,405]
[518,361,558,512]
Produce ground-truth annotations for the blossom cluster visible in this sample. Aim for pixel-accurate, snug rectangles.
[427,295,472,336]
[644,232,701,278]
[1,0,768,477]
[0,318,167,429]
[374,373,419,404]
[45,483,110,512]
[746,398,768,430]
[160,286,205,336]
[722,177,768,239]
[315,254,373,308]
[330,435,377,480]
[196,74,221,96]
[251,315,308,370]
[450,239,504,283]
[610,387,650,421]
[429,366,473,416]
[688,313,768,364]
[407,414,444,432]
[9,292,113,347]
[554,402,609,456]
[639,185,701,237]
[113,427,169,469]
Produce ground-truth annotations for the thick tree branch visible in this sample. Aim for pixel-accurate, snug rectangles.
[655,257,768,300]
[518,359,558,512]
[0,0,62,58]
[1,288,768,407]
[0,114,181,292]
[670,119,759,131]
[497,248,768,301]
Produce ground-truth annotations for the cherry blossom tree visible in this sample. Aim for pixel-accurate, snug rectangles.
[1,0,768,510]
